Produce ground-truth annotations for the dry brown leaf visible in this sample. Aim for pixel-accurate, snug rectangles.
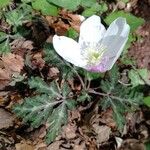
[46,10,83,36]
[99,109,116,128]
[47,141,62,150]
[74,142,86,150]
[2,53,24,72]
[62,123,77,139]
[31,52,45,69]
[92,125,111,144]
[11,38,33,51]
[119,139,145,150]
[0,108,15,129]
[15,141,35,150]
[0,53,24,89]
[47,67,59,78]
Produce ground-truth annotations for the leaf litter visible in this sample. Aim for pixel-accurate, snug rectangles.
[0,0,150,150]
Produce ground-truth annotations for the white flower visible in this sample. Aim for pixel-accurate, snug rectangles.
[53,15,130,72]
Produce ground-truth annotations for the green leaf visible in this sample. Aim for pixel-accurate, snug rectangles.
[100,65,143,130]
[80,0,96,7]
[0,0,11,8]
[77,91,91,102]
[143,96,150,107]
[13,78,75,143]
[47,0,81,10]
[145,142,150,150]
[128,69,149,87]
[46,103,67,143]
[0,32,7,42]
[21,0,33,3]
[0,32,11,54]
[78,68,104,80]
[13,94,57,128]
[82,3,108,17]
[5,4,32,28]
[105,11,145,32]
[66,28,78,39]
[32,0,58,16]
[0,38,10,54]
[28,77,60,97]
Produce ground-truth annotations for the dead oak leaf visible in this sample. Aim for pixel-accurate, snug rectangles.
[2,53,24,73]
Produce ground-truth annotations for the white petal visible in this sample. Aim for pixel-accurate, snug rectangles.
[53,35,86,67]
[102,17,130,70]
[79,15,106,45]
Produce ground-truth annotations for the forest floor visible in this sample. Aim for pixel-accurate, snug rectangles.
[0,0,150,150]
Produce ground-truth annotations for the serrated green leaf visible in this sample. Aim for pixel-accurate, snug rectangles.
[0,0,11,8]
[46,103,67,143]
[28,77,60,97]
[5,4,32,28]
[62,82,71,97]
[32,0,58,16]
[13,94,59,128]
[13,77,76,144]
[99,65,143,130]
[47,0,81,10]
[105,11,145,32]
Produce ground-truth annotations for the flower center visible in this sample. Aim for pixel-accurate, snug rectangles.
[81,43,107,66]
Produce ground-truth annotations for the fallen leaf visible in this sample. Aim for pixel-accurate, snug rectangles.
[119,139,145,150]
[47,140,62,150]
[47,67,59,78]
[15,141,35,150]
[62,123,77,139]
[31,52,45,69]
[0,108,15,129]
[46,10,84,35]
[92,125,111,144]
[2,53,24,72]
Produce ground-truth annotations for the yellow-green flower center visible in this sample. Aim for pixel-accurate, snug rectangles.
[82,44,107,66]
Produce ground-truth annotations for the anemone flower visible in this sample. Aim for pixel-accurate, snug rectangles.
[53,15,130,72]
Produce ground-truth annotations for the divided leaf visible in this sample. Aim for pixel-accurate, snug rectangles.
[28,77,60,97]
[5,4,32,28]
[100,66,143,130]
[13,77,76,143]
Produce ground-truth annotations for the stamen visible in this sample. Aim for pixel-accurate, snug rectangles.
[80,42,107,66]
